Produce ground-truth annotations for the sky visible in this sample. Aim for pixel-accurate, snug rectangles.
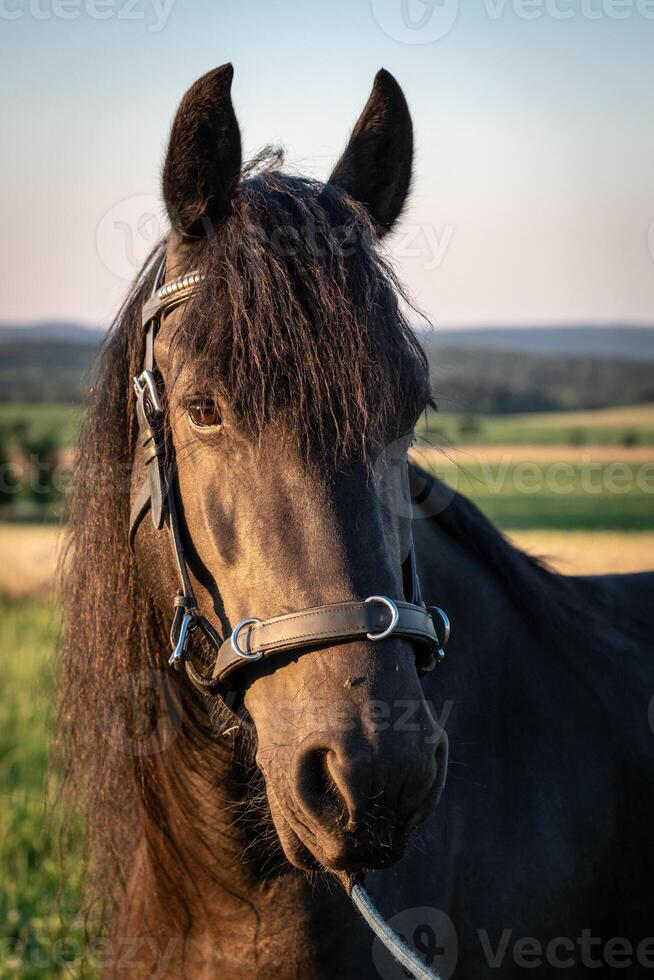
[1,0,654,328]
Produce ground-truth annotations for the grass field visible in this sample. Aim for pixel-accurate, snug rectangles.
[419,402,654,446]
[412,449,654,530]
[0,595,88,979]
[0,404,80,451]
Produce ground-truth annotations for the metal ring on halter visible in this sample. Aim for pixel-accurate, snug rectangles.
[430,605,451,662]
[230,618,263,661]
[430,606,451,648]
[365,596,400,642]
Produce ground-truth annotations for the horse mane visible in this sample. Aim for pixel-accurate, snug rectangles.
[54,245,168,926]
[54,159,432,929]
[169,161,430,463]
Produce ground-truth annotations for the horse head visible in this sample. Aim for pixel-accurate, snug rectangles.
[131,64,448,875]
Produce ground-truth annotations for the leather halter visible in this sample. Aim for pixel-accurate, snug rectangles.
[129,257,450,704]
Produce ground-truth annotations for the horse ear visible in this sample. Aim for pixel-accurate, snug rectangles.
[163,63,242,238]
[328,69,413,236]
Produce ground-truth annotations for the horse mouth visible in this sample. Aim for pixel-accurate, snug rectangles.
[265,782,410,874]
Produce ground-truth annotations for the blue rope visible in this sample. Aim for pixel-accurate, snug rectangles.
[350,883,443,980]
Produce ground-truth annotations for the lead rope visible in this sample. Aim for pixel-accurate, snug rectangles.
[336,873,443,980]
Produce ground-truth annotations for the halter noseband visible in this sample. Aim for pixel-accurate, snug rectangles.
[129,257,450,705]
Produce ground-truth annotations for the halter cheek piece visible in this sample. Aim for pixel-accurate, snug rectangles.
[129,259,451,704]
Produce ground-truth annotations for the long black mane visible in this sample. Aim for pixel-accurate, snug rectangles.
[170,163,430,462]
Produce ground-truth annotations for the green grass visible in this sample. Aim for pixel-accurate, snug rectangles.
[423,459,654,531]
[0,404,81,451]
[0,596,89,979]
[419,403,654,446]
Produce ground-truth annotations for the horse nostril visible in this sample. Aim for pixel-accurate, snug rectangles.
[293,740,345,826]
[293,736,372,832]
[290,729,448,854]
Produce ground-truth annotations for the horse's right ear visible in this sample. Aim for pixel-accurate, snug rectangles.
[328,69,413,236]
[163,63,242,239]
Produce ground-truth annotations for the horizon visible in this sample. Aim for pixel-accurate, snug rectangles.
[3,319,654,335]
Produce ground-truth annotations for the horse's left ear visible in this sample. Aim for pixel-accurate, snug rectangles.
[163,63,242,238]
[328,68,413,236]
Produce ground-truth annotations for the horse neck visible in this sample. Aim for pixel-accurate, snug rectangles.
[414,503,602,747]
[128,691,267,935]
[116,694,360,978]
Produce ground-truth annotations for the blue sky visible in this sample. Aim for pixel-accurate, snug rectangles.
[1,0,653,326]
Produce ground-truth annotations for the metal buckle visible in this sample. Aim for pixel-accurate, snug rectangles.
[169,611,194,666]
[430,605,451,662]
[365,596,400,641]
[230,618,263,661]
[133,370,162,413]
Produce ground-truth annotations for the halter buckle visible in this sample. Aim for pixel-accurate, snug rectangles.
[365,596,400,641]
[134,370,162,414]
[169,611,194,666]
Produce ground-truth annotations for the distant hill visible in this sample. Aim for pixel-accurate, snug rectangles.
[1,322,653,411]
[426,326,654,362]
[0,322,103,344]
[425,346,654,414]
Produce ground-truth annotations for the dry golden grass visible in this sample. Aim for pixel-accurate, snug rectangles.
[511,404,654,428]
[0,523,61,599]
[509,530,654,575]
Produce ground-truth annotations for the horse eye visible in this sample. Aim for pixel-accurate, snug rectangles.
[188,399,222,429]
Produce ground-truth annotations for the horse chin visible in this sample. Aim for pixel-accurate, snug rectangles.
[267,791,322,871]
[266,784,411,875]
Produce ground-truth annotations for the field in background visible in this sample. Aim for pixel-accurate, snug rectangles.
[419,402,654,446]
[0,596,88,979]
[0,403,80,450]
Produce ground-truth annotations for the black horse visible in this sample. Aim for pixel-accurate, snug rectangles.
[57,65,654,978]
